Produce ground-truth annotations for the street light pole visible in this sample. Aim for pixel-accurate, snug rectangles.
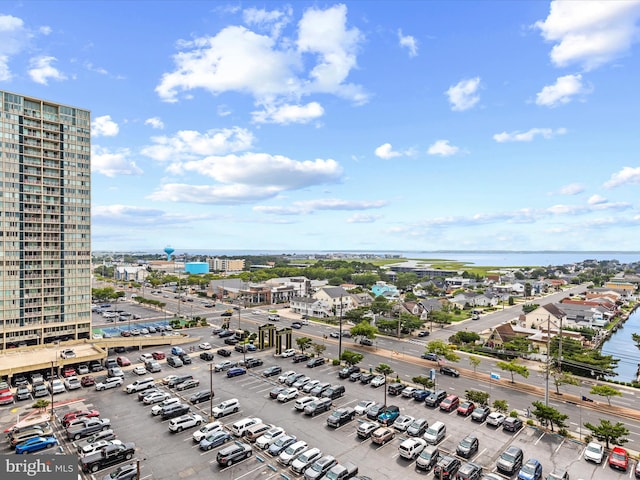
[338,295,343,361]
[209,363,214,421]
[545,315,550,407]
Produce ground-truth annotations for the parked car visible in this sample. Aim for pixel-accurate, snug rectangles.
[370,375,386,388]
[306,357,325,368]
[457,401,475,416]
[456,434,479,458]
[15,435,59,454]
[268,435,297,457]
[433,455,461,480]
[199,352,215,361]
[371,426,395,445]
[189,390,212,404]
[326,408,356,428]
[338,365,360,379]
[95,377,123,391]
[439,395,460,412]
[227,367,247,378]
[176,379,200,391]
[497,446,524,475]
[412,389,430,402]
[292,353,310,363]
[503,417,524,432]
[487,412,506,427]
[359,373,374,384]
[471,405,490,423]
[393,414,414,432]
[457,462,483,480]
[518,458,543,480]
[280,349,296,358]
[200,430,232,450]
[583,441,604,464]
[609,446,629,471]
[277,388,299,403]
[214,360,237,372]
[304,455,337,480]
[356,421,380,440]
[354,400,375,415]
[406,418,428,437]
[217,348,232,357]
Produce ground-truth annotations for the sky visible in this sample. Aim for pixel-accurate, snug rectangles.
[2,1,640,253]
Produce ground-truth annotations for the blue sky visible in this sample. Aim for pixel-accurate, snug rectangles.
[3,1,640,253]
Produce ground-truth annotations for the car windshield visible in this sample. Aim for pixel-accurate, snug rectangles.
[460,438,472,448]
[612,452,626,461]
[521,463,536,474]
[586,444,601,453]
[419,450,433,460]
[502,452,516,462]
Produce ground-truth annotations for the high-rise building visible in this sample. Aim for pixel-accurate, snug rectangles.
[0,91,91,349]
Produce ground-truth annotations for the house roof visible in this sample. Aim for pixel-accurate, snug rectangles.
[319,286,349,298]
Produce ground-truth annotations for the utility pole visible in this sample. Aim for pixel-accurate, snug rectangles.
[209,363,214,421]
[338,295,343,360]
[50,361,55,419]
[545,315,550,407]
[557,316,563,373]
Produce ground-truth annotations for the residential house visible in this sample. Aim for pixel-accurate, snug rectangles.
[450,292,499,309]
[371,281,399,300]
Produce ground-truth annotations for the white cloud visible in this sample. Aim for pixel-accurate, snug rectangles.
[252,101,324,124]
[144,117,165,130]
[177,153,343,190]
[588,194,607,205]
[445,77,480,111]
[217,105,232,117]
[604,166,640,188]
[141,127,255,162]
[156,4,367,111]
[398,29,418,57]
[148,183,280,204]
[375,143,402,159]
[0,15,29,80]
[28,55,66,85]
[558,183,584,195]
[92,115,119,137]
[536,74,591,107]
[91,146,143,177]
[39,25,51,35]
[347,213,382,223]
[493,127,567,143]
[0,55,10,82]
[535,0,640,70]
[243,6,292,38]
[427,139,460,156]
[254,198,386,215]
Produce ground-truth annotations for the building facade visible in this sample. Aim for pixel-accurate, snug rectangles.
[0,91,91,349]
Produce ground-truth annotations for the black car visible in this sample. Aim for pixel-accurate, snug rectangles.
[200,352,215,361]
[417,331,430,337]
[178,352,192,365]
[216,441,252,467]
[292,353,310,363]
[433,455,461,480]
[421,353,438,361]
[218,330,234,338]
[306,357,325,368]
[359,338,373,346]
[439,366,460,377]
[269,386,286,399]
[348,371,362,382]
[217,348,232,357]
[189,390,213,404]
[243,358,263,369]
[339,365,360,379]
[456,435,479,458]
[359,373,375,384]
[262,366,282,377]
[503,417,523,432]
[457,462,483,480]
[326,407,356,428]
[224,337,239,345]
[102,464,137,480]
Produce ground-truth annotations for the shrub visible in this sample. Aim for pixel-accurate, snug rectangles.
[509,410,519,418]
[332,359,340,366]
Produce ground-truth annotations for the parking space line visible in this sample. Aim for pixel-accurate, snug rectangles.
[534,431,545,445]
[554,438,565,453]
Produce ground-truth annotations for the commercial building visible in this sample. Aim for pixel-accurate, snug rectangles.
[0,91,92,349]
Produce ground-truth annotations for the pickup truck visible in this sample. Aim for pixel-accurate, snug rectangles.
[66,418,111,441]
[80,442,136,473]
[324,462,358,480]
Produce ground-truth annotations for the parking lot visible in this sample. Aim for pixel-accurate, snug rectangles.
[3,334,636,480]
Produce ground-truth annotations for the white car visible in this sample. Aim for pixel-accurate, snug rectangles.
[64,376,81,390]
[151,397,180,415]
[192,421,223,443]
[139,353,154,363]
[281,349,296,358]
[143,391,170,405]
[584,442,604,464]
[393,415,415,432]
[168,413,204,433]
[354,400,375,415]
[95,377,123,391]
[487,412,506,426]
[198,342,212,350]
[277,388,299,403]
[255,426,286,449]
[79,439,123,457]
[370,375,386,387]
[278,370,296,383]
[132,366,147,376]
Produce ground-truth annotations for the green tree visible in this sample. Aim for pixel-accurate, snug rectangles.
[530,401,568,432]
[344,306,369,324]
[312,343,326,357]
[590,384,622,406]
[412,376,435,389]
[296,337,312,353]
[425,339,460,362]
[350,321,378,340]
[496,359,529,383]
[493,399,509,413]
[371,296,392,315]
[399,313,423,332]
[375,363,394,377]
[430,309,454,326]
[465,389,490,406]
[468,356,481,374]
[395,272,418,291]
[584,419,629,449]
[340,350,364,367]
[522,304,539,314]
[450,331,480,345]
[502,336,532,354]
[544,366,579,395]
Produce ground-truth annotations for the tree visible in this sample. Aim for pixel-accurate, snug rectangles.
[493,399,508,413]
[501,336,532,354]
[468,356,481,374]
[465,389,490,406]
[371,296,392,315]
[399,313,423,332]
[395,272,418,291]
[375,363,394,377]
[590,384,622,406]
[350,321,378,340]
[584,419,629,449]
[522,303,539,314]
[412,376,435,389]
[449,331,480,345]
[530,401,568,432]
[430,309,453,326]
[425,339,460,362]
[542,366,579,395]
[312,343,326,357]
[296,337,312,353]
[340,350,364,367]
[496,359,529,383]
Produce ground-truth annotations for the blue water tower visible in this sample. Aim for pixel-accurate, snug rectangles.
[163,246,175,261]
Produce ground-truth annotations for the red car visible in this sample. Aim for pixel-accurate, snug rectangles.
[62,366,76,378]
[457,401,475,416]
[116,356,131,367]
[81,376,95,387]
[62,409,100,427]
[609,447,629,471]
[152,351,166,360]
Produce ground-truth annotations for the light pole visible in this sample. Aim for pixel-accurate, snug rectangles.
[338,295,343,361]
[209,363,214,421]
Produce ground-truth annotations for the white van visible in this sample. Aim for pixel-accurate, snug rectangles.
[211,398,240,419]
[231,416,262,437]
[423,421,446,444]
[125,377,155,394]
